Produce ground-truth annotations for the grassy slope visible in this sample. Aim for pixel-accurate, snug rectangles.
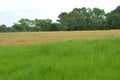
[0,37,120,80]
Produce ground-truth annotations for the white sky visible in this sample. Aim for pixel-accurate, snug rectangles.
[0,0,120,26]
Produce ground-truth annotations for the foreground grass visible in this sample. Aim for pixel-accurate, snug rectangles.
[0,37,120,80]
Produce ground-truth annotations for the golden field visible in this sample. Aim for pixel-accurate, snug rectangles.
[0,30,120,45]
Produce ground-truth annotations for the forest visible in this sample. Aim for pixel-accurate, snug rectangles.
[0,5,120,32]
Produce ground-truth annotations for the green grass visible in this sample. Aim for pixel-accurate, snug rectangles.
[0,37,120,80]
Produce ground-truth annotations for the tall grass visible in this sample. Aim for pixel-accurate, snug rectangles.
[0,37,120,80]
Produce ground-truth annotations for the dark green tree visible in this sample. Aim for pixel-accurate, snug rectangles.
[49,23,60,31]
[90,8,105,30]
[57,9,85,30]
[0,24,7,32]
[34,19,52,31]
[57,7,105,30]
[106,6,120,29]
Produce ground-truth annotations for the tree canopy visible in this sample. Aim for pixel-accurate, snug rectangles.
[0,5,120,32]
[106,6,120,29]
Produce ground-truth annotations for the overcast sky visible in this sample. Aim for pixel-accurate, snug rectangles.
[0,0,120,26]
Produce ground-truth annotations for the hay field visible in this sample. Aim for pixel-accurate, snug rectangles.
[0,30,120,45]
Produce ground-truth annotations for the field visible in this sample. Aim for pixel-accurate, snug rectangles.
[0,30,120,45]
[0,30,120,80]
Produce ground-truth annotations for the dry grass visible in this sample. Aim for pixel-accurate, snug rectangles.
[0,30,120,45]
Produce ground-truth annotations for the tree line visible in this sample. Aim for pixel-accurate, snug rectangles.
[0,5,120,32]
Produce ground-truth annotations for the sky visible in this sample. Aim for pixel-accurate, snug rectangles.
[0,0,120,26]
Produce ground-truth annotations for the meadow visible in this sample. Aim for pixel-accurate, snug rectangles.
[0,30,120,80]
[0,30,120,45]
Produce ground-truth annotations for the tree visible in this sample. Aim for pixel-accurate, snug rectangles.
[0,24,7,32]
[49,23,60,31]
[57,9,86,30]
[57,7,105,30]
[12,23,24,32]
[90,8,105,30]
[57,12,68,22]
[106,6,120,29]
[65,9,85,30]
[18,19,34,31]
[12,18,37,31]
[34,19,52,31]
[12,19,34,32]
[6,27,12,32]
[57,12,68,30]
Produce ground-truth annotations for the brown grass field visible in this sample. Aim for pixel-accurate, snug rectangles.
[0,30,120,45]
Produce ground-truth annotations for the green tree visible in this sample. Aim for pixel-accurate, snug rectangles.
[0,24,7,32]
[57,12,68,30]
[12,19,34,31]
[18,19,34,31]
[49,23,60,31]
[57,7,105,30]
[34,19,52,31]
[7,27,14,32]
[57,9,85,30]
[106,6,120,29]
[12,18,34,31]
[12,23,24,32]
[78,7,92,30]
[90,8,105,30]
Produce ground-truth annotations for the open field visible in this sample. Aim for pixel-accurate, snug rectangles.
[0,38,120,80]
[0,30,120,80]
[0,30,120,45]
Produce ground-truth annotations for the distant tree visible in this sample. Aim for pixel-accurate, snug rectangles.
[57,7,105,30]
[65,9,85,30]
[5,6,120,32]
[75,7,93,30]
[34,19,52,31]
[12,23,24,32]
[7,27,14,32]
[106,6,120,29]
[0,24,7,32]
[58,9,86,30]
[18,19,34,31]
[114,6,120,12]
[57,12,68,30]
[11,18,54,31]
[57,12,68,22]
[49,23,60,31]
[90,8,105,30]
[12,18,34,31]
